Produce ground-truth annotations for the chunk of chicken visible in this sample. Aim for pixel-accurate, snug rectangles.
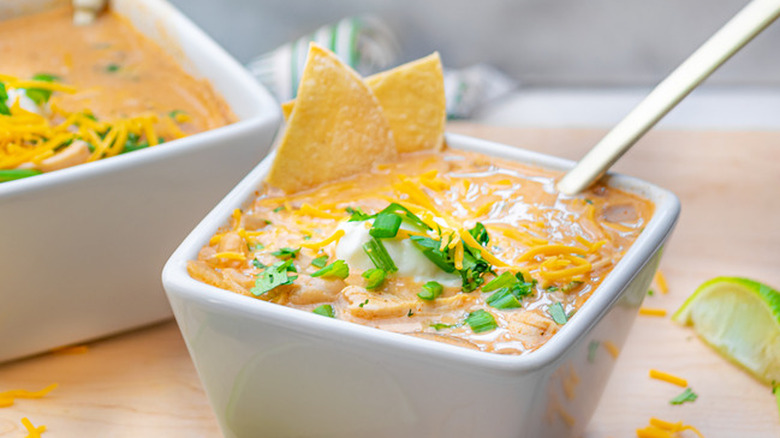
[342,285,418,319]
[506,310,559,349]
[287,275,345,305]
[38,140,91,173]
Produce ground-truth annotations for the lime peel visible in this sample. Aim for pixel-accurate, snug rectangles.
[672,277,780,385]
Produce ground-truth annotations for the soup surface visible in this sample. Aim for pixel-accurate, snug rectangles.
[0,6,234,179]
[189,150,654,355]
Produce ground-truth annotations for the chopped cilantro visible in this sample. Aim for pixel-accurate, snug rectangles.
[647,289,655,296]
[407,309,414,317]
[273,206,285,213]
[358,299,369,308]
[409,235,456,273]
[417,281,443,301]
[468,222,489,246]
[311,255,329,268]
[252,259,266,270]
[549,302,568,324]
[312,304,335,318]
[270,247,300,260]
[311,259,349,279]
[362,268,386,290]
[250,260,297,296]
[105,63,121,72]
[464,309,497,333]
[249,243,265,251]
[669,388,698,405]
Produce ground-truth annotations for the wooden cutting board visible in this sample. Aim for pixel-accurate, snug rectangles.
[1,125,778,437]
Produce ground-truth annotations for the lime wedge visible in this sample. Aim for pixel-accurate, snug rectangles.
[672,277,780,385]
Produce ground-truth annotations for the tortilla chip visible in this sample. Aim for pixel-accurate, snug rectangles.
[280,53,446,153]
[364,52,446,153]
[266,43,396,193]
[280,100,294,120]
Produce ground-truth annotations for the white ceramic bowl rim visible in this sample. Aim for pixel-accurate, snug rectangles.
[163,132,680,374]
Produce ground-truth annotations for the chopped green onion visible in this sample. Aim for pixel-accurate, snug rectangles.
[0,82,10,115]
[311,255,329,268]
[169,109,188,119]
[417,281,443,301]
[468,222,489,246]
[430,323,455,331]
[273,206,285,212]
[311,260,349,279]
[24,73,59,105]
[486,288,522,309]
[379,203,431,230]
[369,211,402,238]
[358,299,369,308]
[0,169,42,182]
[251,260,298,296]
[407,309,414,317]
[669,388,698,405]
[105,63,121,73]
[482,271,517,292]
[549,302,568,324]
[464,309,498,333]
[362,238,398,272]
[346,206,374,222]
[362,268,386,289]
[270,247,300,260]
[312,304,335,318]
[249,243,265,251]
[252,259,266,270]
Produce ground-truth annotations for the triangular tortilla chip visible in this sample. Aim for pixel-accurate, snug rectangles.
[266,43,396,193]
[364,52,445,153]
[280,53,446,153]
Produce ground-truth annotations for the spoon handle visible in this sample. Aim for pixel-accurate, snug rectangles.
[557,0,780,195]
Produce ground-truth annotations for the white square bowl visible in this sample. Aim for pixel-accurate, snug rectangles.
[0,0,281,363]
[162,133,680,438]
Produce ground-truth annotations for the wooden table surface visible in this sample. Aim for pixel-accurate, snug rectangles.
[1,124,779,437]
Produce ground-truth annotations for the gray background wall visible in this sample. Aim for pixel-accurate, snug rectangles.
[170,0,779,87]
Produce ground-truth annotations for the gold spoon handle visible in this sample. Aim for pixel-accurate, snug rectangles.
[557,0,780,195]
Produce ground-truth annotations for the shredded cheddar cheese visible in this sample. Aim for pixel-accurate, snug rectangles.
[300,229,345,250]
[636,417,706,438]
[21,417,46,438]
[0,74,190,177]
[649,369,688,387]
[654,270,669,294]
[0,384,58,408]
[213,252,246,261]
[603,341,620,358]
[639,307,668,317]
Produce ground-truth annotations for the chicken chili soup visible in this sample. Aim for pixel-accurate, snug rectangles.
[189,149,654,355]
[0,6,235,182]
